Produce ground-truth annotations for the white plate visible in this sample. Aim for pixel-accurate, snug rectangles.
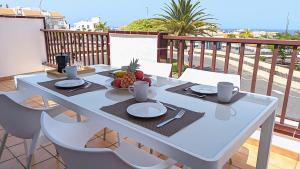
[55,79,85,88]
[190,84,218,94]
[127,103,167,118]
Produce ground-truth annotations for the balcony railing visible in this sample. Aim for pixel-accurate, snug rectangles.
[42,29,110,66]
[42,29,300,139]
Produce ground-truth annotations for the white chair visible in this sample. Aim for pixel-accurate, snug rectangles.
[109,33,172,78]
[41,112,180,169]
[179,68,241,87]
[139,60,172,78]
[0,91,74,169]
[109,33,158,68]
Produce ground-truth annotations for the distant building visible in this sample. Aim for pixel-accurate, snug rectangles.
[72,17,101,31]
[0,6,69,29]
[0,8,15,16]
[42,11,69,29]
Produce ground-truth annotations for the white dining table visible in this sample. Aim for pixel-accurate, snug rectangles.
[16,64,278,169]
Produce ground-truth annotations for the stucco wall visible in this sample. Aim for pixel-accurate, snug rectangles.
[0,17,47,77]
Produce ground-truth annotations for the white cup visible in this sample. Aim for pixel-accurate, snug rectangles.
[128,81,149,102]
[217,82,239,103]
[63,66,77,79]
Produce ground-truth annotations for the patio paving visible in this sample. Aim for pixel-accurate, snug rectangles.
[0,79,300,169]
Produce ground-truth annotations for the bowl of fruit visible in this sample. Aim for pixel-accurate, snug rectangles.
[110,59,152,89]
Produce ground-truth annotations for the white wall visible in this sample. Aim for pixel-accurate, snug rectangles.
[0,17,47,78]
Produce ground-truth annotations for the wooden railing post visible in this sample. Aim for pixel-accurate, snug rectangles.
[188,41,194,68]
[251,44,261,93]
[280,46,298,124]
[267,45,279,96]
[96,35,100,64]
[43,31,50,63]
[224,43,231,73]
[178,40,184,76]
[101,35,105,64]
[157,33,168,62]
[200,41,205,70]
[91,34,95,65]
[211,42,217,71]
[169,40,174,64]
[106,34,110,65]
[238,43,245,75]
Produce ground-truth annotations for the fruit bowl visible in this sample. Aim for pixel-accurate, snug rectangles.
[107,79,128,90]
[109,59,152,89]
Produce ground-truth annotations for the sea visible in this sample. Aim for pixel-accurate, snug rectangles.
[221,29,299,35]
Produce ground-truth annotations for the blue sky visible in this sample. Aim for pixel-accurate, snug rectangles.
[1,0,299,30]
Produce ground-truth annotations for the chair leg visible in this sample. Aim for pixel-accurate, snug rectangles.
[42,96,49,109]
[24,139,29,157]
[117,132,120,147]
[26,131,40,169]
[103,127,107,141]
[0,131,8,159]
[26,154,33,169]
[149,148,153,154]
[76,113,81,122]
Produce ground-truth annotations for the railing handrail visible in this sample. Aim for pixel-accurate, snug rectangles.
[40,29,109,35]
[163,35,300,46]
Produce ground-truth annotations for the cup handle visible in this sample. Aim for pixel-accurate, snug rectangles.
[62,69,66,73]
[128,86,134,94]
[232,86,239,97]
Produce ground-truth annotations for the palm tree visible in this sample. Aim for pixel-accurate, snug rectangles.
[239,29,254,38]
[227,33,237,38]
[158,0,216,36]
[95,21,108,32]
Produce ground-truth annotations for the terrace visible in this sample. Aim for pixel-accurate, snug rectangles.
[0,16,300,169]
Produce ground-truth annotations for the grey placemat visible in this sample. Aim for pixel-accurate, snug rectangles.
[96,69,120,78]
[100,99,205,137]
[166,82,246,104]
[38,79,107,97]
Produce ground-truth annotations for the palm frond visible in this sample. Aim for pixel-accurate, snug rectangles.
[158,0,216,36]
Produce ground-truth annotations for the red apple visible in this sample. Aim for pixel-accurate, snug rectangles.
[143,77,152,86]
[135,70,144,80]
[112,79,121,88]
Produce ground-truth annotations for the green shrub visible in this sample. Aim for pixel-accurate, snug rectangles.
[259,55,266,62]
[296,64,300,71]
[171,62,188,73]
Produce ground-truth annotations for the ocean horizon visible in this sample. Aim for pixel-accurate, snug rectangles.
[221,28,299,34]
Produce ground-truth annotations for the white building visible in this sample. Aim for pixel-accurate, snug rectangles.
[72,17,101,31]
[0,6,69,29]
[42,11,69,29]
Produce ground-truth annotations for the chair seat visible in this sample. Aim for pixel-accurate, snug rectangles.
[54,113,77,123]
[38,114,77,146]
[115,141,176,169]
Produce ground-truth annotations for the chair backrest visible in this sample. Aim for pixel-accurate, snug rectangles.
[0,94,42,139]
[109,33,158,68]
[0,90,37,104]
[40,112,133,169]
[139,60,172,78]
[179,68,241,87]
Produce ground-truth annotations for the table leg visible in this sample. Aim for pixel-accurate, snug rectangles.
[256,111,275,169]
